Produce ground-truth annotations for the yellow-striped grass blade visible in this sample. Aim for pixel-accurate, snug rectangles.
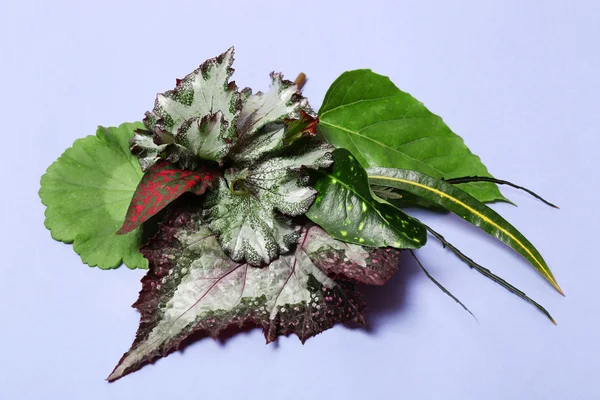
[367,167,563,295]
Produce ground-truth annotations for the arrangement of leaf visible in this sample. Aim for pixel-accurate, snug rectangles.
[39,47,562,382]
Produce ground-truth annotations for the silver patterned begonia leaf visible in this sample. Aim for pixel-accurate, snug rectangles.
[132,47,241,169]
[107,213,380,382]
[203,141,334,265]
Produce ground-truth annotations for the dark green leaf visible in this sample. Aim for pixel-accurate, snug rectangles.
[318,69,507,203]
[443,176,559,208]
[423,225,556,324]
[306,149,426,249]
[367,167,563,294]
[409,250,476,321]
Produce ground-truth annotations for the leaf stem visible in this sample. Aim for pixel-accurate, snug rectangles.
[294,73,307,90]
[443,176,559,209]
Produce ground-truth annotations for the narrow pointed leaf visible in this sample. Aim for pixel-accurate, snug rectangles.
[367,167,562,294]
[424,225,555,324]
[117,161,215,234]
[443,176,559,208]
[317,69,507,203]
[108,213,365,381]
[307,149,427,249]
[409,250,476,321]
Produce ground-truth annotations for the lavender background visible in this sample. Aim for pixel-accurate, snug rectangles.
[1,1,599,399]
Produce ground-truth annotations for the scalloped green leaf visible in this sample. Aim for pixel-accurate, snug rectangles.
[318,69,508,204]
[39,122,148,269]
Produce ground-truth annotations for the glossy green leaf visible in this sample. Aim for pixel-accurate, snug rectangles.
[409,250,476,321]
[367,167,563,294]
[39,122,148,269]
[318,69,507,203]
[306,149,426,249]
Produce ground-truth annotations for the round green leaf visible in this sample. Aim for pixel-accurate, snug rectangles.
[39,122,148,269]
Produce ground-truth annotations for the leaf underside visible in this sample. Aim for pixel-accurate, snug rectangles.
[117,160,216,234]
[307,149,427,249]
[367,167,562,293]
[39,122,147,269]
[108,208,403,381]
[317,69,508,204]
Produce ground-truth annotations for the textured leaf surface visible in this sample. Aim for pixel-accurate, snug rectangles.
[304,225,401,285]
[39,123,147,269]
[136,47,241,168]
[231,73,314,165]
[236,72,311,136]
[108,213,368,381]
[367,167,562,293]
[318,70,507,203]
[117,161,216,234]
[307,149,426,249]
[204,141,334,265]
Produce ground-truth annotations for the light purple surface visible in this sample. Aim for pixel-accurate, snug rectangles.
[1,1,599,398]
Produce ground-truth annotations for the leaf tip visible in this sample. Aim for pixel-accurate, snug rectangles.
[548,276,565,296]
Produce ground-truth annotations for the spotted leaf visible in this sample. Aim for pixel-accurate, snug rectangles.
[108,211,364,382]
[204,141,334,265]
[117,161,215,234]
[306,148,427,249]
[304,225,401,285]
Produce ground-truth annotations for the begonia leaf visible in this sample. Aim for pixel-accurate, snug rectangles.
[108,212,375,381]
[134,47,242,169]
[204,141,334,265]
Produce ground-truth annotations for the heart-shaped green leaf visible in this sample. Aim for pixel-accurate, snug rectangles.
[318,69,507,204]
[367,167,562,294]
[306,149,426,249]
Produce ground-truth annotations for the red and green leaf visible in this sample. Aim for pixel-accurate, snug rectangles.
[117,161,216,234]
[108,209,404,381]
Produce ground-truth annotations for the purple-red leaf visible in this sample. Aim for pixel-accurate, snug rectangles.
[304,226,401,285]
[116,161,215,234]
